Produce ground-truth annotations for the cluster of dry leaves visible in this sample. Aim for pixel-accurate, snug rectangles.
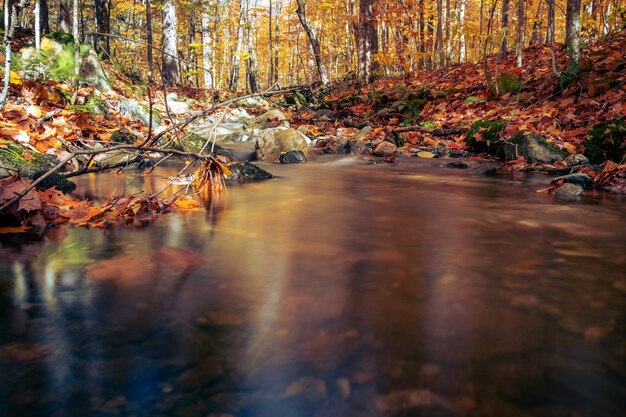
[0,176,201,233]
[326,30,626,155]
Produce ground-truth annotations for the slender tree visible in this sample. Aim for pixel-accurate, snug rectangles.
[566,0,582,67]
[295,0,329,85]
[498,0,509,60]
[59,1,70,32]
[230,0,245,90]
[515,0,524,67]
[162,0,180,85]
[355,0,376,85]
[201,5,213,88]
[94,0,111,56]
[0,0,28,110]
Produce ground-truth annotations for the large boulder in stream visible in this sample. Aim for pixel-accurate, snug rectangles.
[226,162,273,184]
[246,109,290,130]
[255,128,309,162]
[504,132,566,163]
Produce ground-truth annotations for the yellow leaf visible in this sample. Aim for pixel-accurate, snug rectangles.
[417,151,435,159]
[173,196,201,210]
[26,105,42,118]
[9,71,21,85]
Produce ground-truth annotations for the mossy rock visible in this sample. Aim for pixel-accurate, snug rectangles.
[490,73,522,95]
[0,143,57,178]
[465,120,507,157]
[111,130,140,144]
[68,94,107,115]
[32,171,76,194]
[285,91,307,109]
[45,31,76,45]
[504,132,567,163]
[584,119,626,164]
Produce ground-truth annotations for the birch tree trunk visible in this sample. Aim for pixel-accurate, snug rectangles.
[0,0,28,110]
[229,0,245,90]
[435,0,444,67]
[515,0,524,67]
[529,0,544,45]
[458,0,466,62]
[295,0,329,85]
[201,8,213,89]
[273,1,281,85]
[34,0,41,50]
[161,0,180,85]
[71,0,80,104]
[59,1,70,32]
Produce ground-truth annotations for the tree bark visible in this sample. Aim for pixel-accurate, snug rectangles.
[515,0,524,67]
[229,0,245,90]
[435,0,444,67]
[295,0,329,85]
[146,0,153,80]
[95,0,110,56]
[547,0,555,45]
[201,8,213,89]
[566,0,582,67]
[34,0,41,50]
[70,0,80,104]
[59,1,70,33]
[0,0,28,110]
[529,0,544,45]
[498,0,509,61]
[161,0,179,85]
[458,0,466,62]
[355,0,376,85]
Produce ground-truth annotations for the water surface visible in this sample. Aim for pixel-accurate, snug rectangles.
[1,158,625,417]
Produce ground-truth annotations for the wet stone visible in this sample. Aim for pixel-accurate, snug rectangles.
[372,141,398,157]
[554,183,584,199]
[550,173,593,188]
[280,150,307,164]
[565,154,590,166]
[312,109,337,121]
[226,162,273,184]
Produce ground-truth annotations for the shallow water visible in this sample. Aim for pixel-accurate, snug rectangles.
[1,158,625,417]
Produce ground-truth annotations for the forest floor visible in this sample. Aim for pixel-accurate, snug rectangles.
[0,28,625,232]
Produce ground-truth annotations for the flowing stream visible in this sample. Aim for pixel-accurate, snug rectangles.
[1,156,625,417]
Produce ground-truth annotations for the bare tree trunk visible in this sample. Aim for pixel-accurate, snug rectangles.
[515,0,524,67]
[229,0,245,90]
[0,0,27,110]
[59,1,70,32]
[295,0,329,85]
[435,0,444,67]
[355,0,376,85]
[547,0,555,45]
[566,0,582,67]
[268,0,273,86]
[459,0,466,62]
[146,0,153,80]
[444,0,451,65]
[245,0,258,93]
[201,7,213,89]
[95,0,110,56]
[273,0,281,85]
[161,0,180,85]
[498,0,509,61]
[34,0,41,50]
[529,0,544,45]
[71,0,80,104]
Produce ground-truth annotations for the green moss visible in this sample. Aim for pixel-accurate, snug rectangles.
[490,73,522,95]
[68,95,107,115]
[464,96,485,105]
[111,130,140,144]
[584,119,626,163]
[0,143,57,178]
[45,31,76,45]
[466,120,507,157]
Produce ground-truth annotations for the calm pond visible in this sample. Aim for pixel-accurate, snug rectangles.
[1,157,625,417]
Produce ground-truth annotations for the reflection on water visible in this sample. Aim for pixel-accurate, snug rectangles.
[1,159,625,417]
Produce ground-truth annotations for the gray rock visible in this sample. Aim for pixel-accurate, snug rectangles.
[550,173,592,188]
[166,100,189,115]
[166,92,179,101]
[354,126,373,140]
[246,109,290,130]
[554,183,584,199]
[565,154,590,166]
[350,139,376,155]
[280,150,307,164]
[372,141,398,157]
[79,49,112,91]
[255,128,309,162]
[504,132,566,163]
[119,99,160,128]
[226,162,273,184]
[284,377,327,402]
[318,137,351,154]
[312,109,337,121]
[0,168,9,178]
[236,96,270,108]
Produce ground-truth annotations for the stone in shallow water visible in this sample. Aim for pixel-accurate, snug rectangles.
[372,141,397,157]
[554,183,584,199]
[226,162,273,184]
[550,173,593,188]
[280,150,307,164]
[564,154,590,166]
